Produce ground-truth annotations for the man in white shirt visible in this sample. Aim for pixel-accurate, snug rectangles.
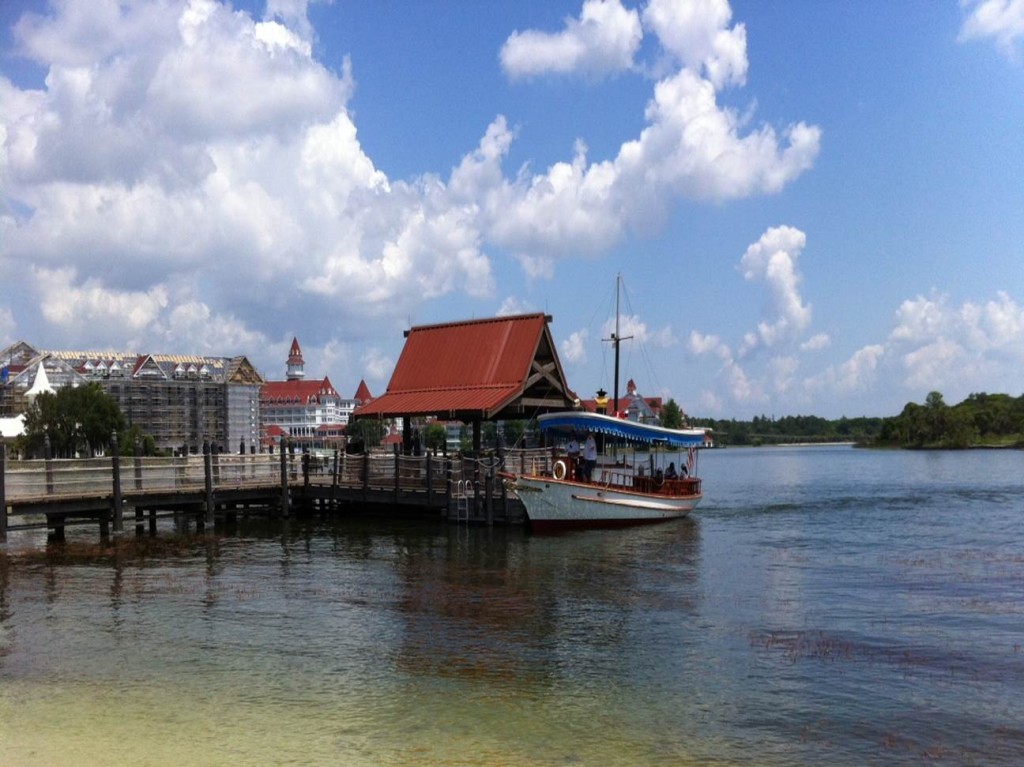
[582,432,597,482]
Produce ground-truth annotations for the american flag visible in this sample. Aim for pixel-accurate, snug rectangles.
[686,447,696,474]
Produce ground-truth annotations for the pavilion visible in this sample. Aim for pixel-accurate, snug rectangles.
[352,313,577,453]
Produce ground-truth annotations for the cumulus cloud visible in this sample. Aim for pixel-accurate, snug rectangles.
[889,291,1024,393]
[959,0,1024,58]
[560,329,589,365]
[0,308,15,346]
[500,0,642,79]
[803,291,1024,411]
[490,0,820,272]
[33,266,169,343]
[497,296,535,316]
[602,313,675,349]
[361,348,394,383]
[642,0,748,88]
[0,0,819,390]
[737,225,812,353]
[800,333,830,351]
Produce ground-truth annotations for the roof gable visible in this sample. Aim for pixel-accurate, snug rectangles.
[353,379,372,402]
[261,377,338,404]
[354,313,575,421]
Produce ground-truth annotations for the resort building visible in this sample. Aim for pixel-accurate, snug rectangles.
[0,341,264,453]
[259,338,347,451]
[577,378,664,423]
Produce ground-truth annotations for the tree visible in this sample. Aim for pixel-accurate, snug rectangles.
[501,419,526,448]
[345,417,386,449]
[660,399,684,429]
[423,422,447,452]
[19,383,126,458]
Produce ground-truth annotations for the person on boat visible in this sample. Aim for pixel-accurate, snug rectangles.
[665,462,678,480]
[582,432,597,482]
[565,434,580,479]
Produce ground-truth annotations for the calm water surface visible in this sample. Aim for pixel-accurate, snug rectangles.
[2,446,1023,766]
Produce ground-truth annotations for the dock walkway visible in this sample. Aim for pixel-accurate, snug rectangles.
[1,447,554,541]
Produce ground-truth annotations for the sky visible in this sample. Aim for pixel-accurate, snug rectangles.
[1,0,1022,420]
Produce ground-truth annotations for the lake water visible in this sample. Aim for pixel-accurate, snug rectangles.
[2,446,1023,766]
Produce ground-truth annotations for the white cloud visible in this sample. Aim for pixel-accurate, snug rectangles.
[959,0,1024,58]
[33,266,169,342]
[0,0,820,392]
[0,307,15,346]
[689,330,730,360]
[162,300,268,355]
[805,291,1024,408]
[560,329,589,365]
[500,0,642,80]
[602,313,674,348]
[889,291,1024,395]
[737,225,811,353]
[802,343,884,398]
[642,0,748,88]
[489,1,820,264]
[361,348,393,382]
[497,296,535,317]
[800,333,830,351]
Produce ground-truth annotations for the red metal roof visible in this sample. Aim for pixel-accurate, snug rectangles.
[354,313,572,420]
[287,336,304,366]
[353,379,372,403]
[261,377,338,404]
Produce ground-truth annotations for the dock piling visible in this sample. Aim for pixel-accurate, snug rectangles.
[111,432,124,534]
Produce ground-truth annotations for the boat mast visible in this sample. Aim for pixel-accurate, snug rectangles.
[607,273,632,415]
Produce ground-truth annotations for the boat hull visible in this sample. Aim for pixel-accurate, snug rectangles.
[512,475,700,531]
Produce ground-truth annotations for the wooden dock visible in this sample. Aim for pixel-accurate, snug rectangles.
[0,446,556,541]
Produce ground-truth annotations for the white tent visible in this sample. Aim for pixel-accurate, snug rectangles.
[25,362,55,399]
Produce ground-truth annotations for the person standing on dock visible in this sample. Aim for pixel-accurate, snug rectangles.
[583,432,597,482]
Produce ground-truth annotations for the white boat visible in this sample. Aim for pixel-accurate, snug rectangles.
[503,411,708,531]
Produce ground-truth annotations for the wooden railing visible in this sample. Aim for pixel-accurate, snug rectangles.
[0,445,557,538]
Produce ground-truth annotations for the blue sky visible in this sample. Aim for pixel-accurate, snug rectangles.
[1,0,1022,419]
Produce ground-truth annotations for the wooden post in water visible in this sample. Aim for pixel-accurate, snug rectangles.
[212,442,221,487]
[393,444,400,505]
[0,443,7,542]
[426,451,434,508]
[203,440,214,528]
[44,434,54,495]
[361,449,369,503]
[330,449,339,511]
[133,439,143,491]
[444,456,452,520]
[111,432,124,534]
[484,465,493,526]
[279,439,290,517]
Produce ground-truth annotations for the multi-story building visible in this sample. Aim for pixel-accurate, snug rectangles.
[0,341,264,453]
[260,338,345,450]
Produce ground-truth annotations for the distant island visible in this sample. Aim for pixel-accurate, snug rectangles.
[691,391,1024,449]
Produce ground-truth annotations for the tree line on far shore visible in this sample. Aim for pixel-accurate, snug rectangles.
[689,391,1024,449]
[11,385,1024,459]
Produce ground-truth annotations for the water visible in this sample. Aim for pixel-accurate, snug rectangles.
[2,446,1023,766]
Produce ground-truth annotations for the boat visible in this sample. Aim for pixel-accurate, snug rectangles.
[503,410,707,531]
[502,272,709,530]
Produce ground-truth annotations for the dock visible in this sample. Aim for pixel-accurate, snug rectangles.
[0,445,557,541]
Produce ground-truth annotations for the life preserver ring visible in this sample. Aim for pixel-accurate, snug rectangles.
[553,460,568,480]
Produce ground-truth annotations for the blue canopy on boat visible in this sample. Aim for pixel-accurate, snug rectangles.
[537,411,706,448]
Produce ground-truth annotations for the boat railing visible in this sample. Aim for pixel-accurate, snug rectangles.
[632,475,701,496]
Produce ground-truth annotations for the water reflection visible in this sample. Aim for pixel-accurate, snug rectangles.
[2,447,1024,766]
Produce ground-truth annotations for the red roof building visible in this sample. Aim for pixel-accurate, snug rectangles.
[353,313,575,423]
[260,338,344,447]
[577,378,666,423]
